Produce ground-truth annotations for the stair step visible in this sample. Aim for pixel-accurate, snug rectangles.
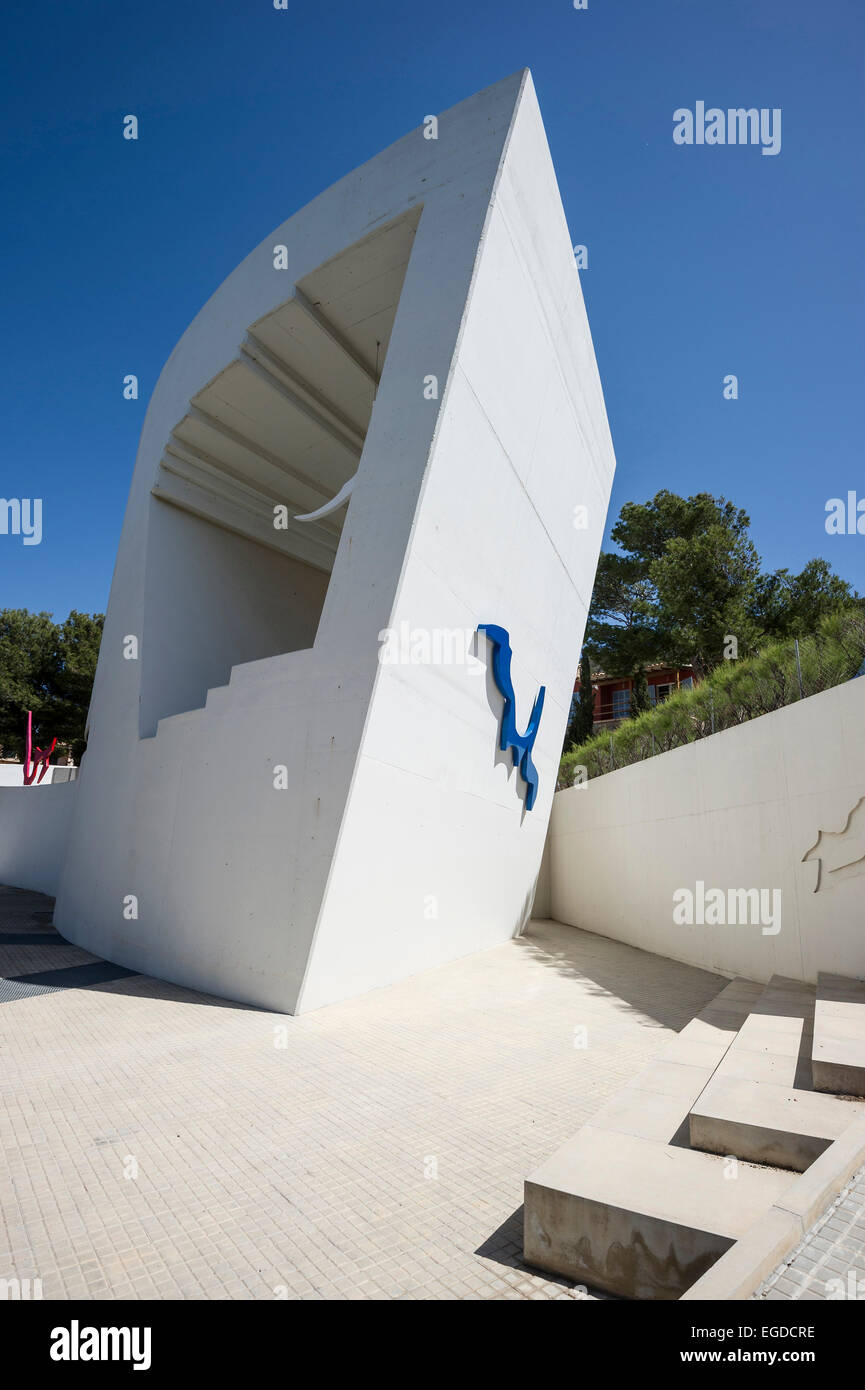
[523,977,795,1299]
[714,974,815,1090]
[584,979,762,1147]
[525,972,865,1297]
[812,972,865,1096]
[689,1073,861,1172]
[686,974,828,1171]
[524,1126,795,1301]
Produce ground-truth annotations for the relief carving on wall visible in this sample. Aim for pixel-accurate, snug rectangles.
[802,796,865,891]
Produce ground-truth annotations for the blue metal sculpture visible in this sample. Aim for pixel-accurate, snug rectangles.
[478,624,545,811]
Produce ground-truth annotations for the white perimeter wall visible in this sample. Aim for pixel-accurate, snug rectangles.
[0,766,78,786]
[0,783,77,897]
[548,677,865,984]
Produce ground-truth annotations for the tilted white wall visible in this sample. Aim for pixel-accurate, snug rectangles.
[297,84,614,1009]
[0,783,77,896]
[548,677,865,983]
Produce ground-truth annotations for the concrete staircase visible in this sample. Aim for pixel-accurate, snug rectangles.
[524,971,865,1300]
[690,976,858,1172]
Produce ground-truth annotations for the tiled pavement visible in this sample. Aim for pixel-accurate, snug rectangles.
[0,885,726,1302]
[756,1163,865,1302]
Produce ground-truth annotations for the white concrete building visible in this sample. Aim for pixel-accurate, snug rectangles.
[4,71,616,1013]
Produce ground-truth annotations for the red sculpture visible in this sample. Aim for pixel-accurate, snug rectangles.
[23,710,56,785]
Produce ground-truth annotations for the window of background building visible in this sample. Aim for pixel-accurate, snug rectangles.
[611,688,631,718]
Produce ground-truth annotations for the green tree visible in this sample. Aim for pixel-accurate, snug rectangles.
[0,608,103,762]
[582,552,659,678]
[751,559,858,641]
[564,652,595,750]
[51,612,105,761]
[0,610,57,758]
[584,490,858,683]
[650,526,763,675]
[630,667,651,716]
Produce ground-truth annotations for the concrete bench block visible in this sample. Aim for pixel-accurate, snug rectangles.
[524,1126,796,1300]
[813,972,865,1095]
[690,1074,862,1171]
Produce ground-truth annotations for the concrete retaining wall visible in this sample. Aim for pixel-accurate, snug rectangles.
[0,782,77,897]
[0,765,78,786]
[548,677,865,983]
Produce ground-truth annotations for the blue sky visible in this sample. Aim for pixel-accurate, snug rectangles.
[2,0,862,618]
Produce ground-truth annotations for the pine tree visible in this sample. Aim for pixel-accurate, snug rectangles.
[630,667,651,717]
[564,652,595,750]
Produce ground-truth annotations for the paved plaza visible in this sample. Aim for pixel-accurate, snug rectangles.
[0,886,724,1302]
[5,884,861,1303]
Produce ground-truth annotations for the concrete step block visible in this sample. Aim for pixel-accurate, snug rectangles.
[523,975,787,1298]
[813,972,865,1096]
[689,1073,863,1171]
[720,974,816,1089]
[524,1126,796,1300]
